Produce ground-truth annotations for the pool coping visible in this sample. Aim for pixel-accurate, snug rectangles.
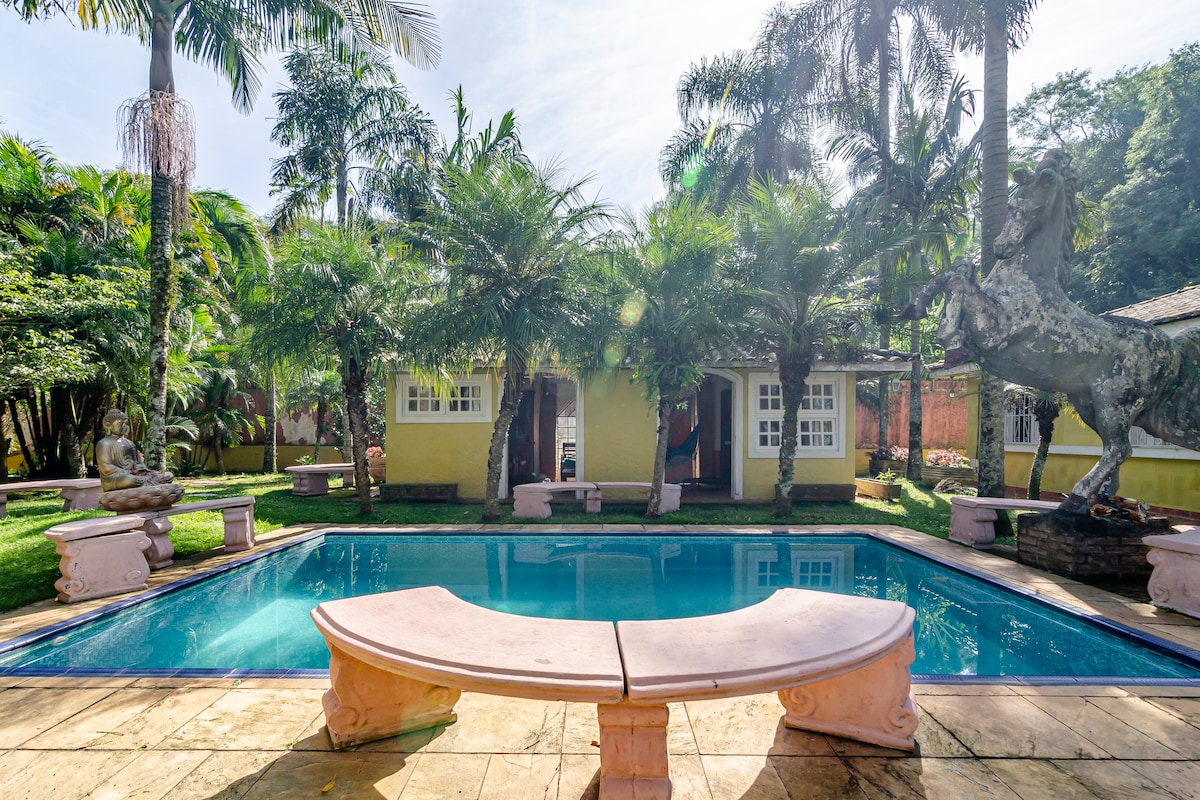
[3,523,1200,684]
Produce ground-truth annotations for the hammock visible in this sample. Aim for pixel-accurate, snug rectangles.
[666,425,702,464]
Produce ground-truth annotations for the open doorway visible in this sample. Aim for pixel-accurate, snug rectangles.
[666,373,733,497]
[507,376,577,491]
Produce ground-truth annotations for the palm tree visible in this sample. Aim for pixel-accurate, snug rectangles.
[60,0,439,471]
[934,0,1041,499]
[659,6,823,204]
[251,221,423,513]
[281,369,345,463]
[734,177,867,515]
[1005,385,1063,500]
[410,156,606,521]
[270,46,437,232]
[615,196,736,517]
[798,0,956,451]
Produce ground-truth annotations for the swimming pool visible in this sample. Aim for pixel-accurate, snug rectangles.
[3,531,1198,682]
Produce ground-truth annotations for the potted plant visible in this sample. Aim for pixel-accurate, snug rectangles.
[855,468,902,501]
[867,445,908,478]
[921,449,976,488]
[367,446,386,484]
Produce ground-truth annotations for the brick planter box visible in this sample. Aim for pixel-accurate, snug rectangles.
[868,459,907,478]
[380,483,458,503]
[920,465,977,488]
[855,478,902,502]
[1017,510,1167,579]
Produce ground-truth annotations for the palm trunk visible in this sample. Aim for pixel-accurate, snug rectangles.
[336,161,349,228]
[214,434,226,475]
[314,398,328,462]
[906,318,923,482]
[262,370,277,473]
[646,393,673,518]
[144,2,177,471]
[775,361,808,517]
[1029,405,1058,500]
[875,27,894,451]
[977,0,1010,500]
[338,357,373,514]
[484,370,524,521]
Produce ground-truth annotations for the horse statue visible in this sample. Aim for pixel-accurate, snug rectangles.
[901,148,1200,513]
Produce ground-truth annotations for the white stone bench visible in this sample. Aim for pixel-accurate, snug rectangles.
[310,586,917,800]
[511,480,682,519]
[949,496,1060,548]
[588,481,681,514]
[137,496,256,569]
[511,481,596,519]
[0,478,102,518]
[43,515,152,603]
[1145,526,1200,619]
[285,464,356,496]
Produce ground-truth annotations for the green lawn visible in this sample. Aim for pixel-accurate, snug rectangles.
[0,474,955,614]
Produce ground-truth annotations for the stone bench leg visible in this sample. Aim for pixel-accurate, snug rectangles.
[53,530,151,603]
[778,633,918,751]
[597,702,671,800]
[513,491,553,519]
[585,489,602,513]
[292,473,331,496]
[223,505,255,552]
[0,493,6,519]
[141,517,175,569]
[343,470,355,488]
[322,642,461,750]
[60,485,102,512]
[660,485,681,513]
[949,504,997,549]
[1148,547,1200,618]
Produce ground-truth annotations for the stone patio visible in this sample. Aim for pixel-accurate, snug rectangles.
[2,523,1200,799]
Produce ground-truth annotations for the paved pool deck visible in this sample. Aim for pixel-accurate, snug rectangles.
[2,523,1200,799]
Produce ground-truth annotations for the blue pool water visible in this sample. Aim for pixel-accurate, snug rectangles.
[2,532,1199,681]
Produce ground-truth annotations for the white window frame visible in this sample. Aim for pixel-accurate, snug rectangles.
[746,548,844,599]
[749,373,845,458]
[1004,394,1035,445]
[396,377,492,423]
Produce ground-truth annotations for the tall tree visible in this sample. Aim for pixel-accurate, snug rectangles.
[60,0,439,471]
[616,196,736,517]
[252,221,423,513]
[270,46,436,232]
[410,156,606,521]
[798,0,955,451]
[939,0,1040,499]
[735,177,866,515]
[659,6,823,204]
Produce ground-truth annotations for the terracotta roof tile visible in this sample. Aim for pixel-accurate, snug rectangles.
[1105,286,1200,325]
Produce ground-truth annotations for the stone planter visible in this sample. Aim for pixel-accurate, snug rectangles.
[854,478,901,502]
[921,465,976,488]
[868,459,906,478]
[368,457,387,484]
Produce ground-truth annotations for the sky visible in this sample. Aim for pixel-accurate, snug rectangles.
[1,1,1199,218]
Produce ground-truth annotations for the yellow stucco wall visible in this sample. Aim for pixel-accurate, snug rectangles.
[1007,414,1200,514]
[384,373,500,501]
[579,374,658,483]
[198,445,345,473]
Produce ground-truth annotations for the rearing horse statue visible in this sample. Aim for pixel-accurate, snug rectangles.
[902,149,1200,513]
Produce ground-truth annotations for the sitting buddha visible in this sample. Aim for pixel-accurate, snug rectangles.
[96,409,175,491]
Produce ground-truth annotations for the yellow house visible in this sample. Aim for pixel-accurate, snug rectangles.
[384,360,908,503]
[1001,287,1200,519]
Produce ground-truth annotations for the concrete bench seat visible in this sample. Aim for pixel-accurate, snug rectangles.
[511,481,596,519]
[137,496,256,569]
[311,586,917,799]
[285,464,356,496]
[1145,526,1200,618]
[588,481,681,513]
[0,478,102,518]
[949,496,1060,549]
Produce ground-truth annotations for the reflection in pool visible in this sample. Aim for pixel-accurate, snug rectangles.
[2,533,1198,681]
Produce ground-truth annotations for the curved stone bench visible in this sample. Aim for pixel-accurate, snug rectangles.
[44,515,152,603]
[0,478,102,519]
[311,586,917,799]
[285,464,356,496]
[949,496,1060,548]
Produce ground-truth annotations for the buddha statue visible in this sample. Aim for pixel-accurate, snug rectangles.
[96,410,175,492]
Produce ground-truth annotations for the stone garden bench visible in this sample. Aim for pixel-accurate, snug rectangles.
[0,478,102,518]
[1145,525,1200,619]
[311,586,917,800]
[285,464,356,496]
[949,496,1060,548]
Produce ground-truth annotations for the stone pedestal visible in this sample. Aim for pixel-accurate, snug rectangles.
[1017,510,1167,579]
[1144,528,1200,618]
[597,702,671,800]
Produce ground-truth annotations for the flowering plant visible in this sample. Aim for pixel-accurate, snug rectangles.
[924,449,972,467]
[868,445,908,460]
[366,446,384,459]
